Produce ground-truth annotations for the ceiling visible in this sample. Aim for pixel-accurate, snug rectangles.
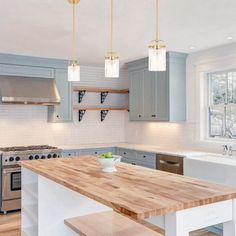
[0,0,235,66]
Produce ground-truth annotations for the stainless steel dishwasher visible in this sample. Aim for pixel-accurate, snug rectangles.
[157,154,183,175]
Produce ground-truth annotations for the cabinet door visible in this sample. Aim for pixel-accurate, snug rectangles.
[0,64,54,78]
[143,70,156,120]
[155,71,169,121]
[48,69,73,122]
[129,71,144,120]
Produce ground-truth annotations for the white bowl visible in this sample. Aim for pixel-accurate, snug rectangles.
[97,155,122,173]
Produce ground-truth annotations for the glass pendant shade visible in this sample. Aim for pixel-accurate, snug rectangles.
[105,53,119,78]
[149,40,166,71]
[68,61,80,82]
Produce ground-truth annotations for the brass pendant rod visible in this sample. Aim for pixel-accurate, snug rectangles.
[110,0,113,53]
[156,0,158,42]
[72,2,77,62]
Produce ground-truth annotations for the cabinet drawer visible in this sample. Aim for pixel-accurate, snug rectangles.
[116,148,137,159]
[62,150,78,157]
[0,64,55,78]
[157,155,183,175]
[136,151,156,164]
[121,158,138,166]
[80,148,115,156]
[122,158,156,169]
[138,160,156,169]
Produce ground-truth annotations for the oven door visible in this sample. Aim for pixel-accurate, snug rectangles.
[2,166,21,201]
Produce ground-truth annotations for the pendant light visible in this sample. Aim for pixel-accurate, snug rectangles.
[68,0,80,82]
[105,0,119,78]
[148,0,166,72]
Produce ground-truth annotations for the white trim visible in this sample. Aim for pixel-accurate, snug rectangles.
[194,53,236,145]
[165,200,234,236]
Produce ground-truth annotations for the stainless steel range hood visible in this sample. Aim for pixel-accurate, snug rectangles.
[0,75,61,105]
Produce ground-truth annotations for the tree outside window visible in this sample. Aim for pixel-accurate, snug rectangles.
[208,71,236,139]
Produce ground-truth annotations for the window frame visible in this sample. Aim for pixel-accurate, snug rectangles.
[206,69,236,140]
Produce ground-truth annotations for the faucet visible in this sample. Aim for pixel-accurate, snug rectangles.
[222,145,228,155]
[228,145,233,156]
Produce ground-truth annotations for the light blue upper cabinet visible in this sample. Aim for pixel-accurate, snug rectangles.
[127,52,187,122]
[129,70,144,120]
[0,53,73,123]
[0,64,55,78]
[48,69,73,122]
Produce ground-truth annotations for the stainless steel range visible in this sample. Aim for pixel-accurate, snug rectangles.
[0,145,62,213]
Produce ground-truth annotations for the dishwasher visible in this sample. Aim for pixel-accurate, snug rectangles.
[157,154,183,175]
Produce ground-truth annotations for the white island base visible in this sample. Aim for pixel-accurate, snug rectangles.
[22,167,236,236]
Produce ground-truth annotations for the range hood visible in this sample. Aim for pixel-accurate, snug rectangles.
[0,75,61,105]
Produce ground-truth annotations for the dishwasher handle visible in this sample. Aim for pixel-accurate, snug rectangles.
[159,160,180,167]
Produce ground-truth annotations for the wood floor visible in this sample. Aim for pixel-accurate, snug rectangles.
[0,212,218,236]
[0,212,21,236]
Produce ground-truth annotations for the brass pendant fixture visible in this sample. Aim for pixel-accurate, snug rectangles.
[105,0,119,78]
[68,0,80,82]
[148,0,166,72]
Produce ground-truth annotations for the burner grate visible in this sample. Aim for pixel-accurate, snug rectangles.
[0,145,58,152]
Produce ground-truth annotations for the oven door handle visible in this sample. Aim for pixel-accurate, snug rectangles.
[3,167,21,174]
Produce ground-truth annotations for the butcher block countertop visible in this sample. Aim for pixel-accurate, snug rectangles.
[20,157,236,220]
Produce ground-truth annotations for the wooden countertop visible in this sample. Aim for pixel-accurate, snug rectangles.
[20,157,236,220]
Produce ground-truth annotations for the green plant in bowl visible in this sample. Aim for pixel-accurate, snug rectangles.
[99,152,114,159]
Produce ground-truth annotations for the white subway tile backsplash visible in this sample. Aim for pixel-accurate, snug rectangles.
[0,66,127,147]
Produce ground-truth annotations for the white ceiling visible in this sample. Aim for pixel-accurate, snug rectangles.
[0,0,235,66]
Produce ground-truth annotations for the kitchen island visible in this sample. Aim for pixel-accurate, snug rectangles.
[20,157,236,236]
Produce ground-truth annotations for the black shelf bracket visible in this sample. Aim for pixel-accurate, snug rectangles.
[78,110,86,122]
[101,110,109,122]
[78,90,86,103]
[101,92,109,104]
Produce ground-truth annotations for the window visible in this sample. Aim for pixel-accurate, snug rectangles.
[208,71,236,139]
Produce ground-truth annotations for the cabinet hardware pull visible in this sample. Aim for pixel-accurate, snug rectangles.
[151,115,156,117]
[139,115,142,117]
[159,160,180,166]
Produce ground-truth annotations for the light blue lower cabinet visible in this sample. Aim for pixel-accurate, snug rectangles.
[116,148,137,159]
[61,150,80,157]
[61,147,156,170]
[79,147,116,156]
[117,148,156,169]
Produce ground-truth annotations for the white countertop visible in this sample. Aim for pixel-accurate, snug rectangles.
[60,142,213,158]
[60,143,236,166]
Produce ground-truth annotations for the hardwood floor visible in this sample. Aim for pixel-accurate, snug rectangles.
[0,212,21,236]
[0,212,218,236]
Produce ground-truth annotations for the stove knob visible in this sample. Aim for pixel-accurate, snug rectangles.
[41,155,46,159]
[29,155,34,160]
[15,156,20,161]
[9,157,14,162]
[47,154,52,159]
[35,155,39,160]
[53,154,57,158]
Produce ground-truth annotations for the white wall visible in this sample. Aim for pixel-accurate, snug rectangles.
[125,43,236,152]
[0,66,128,147]
[1,43,236,150]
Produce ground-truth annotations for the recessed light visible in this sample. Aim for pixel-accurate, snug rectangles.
[227,36,233,40]
[189,46,195,50]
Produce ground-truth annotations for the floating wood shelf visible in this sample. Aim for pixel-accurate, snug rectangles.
[64,211,160,236]
[73,87,129,103]
[73,87,129,93]
[73,106,129,111]
[73,106,129,122]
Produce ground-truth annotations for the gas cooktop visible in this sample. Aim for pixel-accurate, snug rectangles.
[0,145,62,165]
